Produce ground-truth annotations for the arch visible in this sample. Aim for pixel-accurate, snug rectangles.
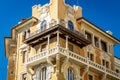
[41,20,47,31]
[68,20,74,31]
[34,64,54,80]
[68,67,75,80]
[62,62,81,80]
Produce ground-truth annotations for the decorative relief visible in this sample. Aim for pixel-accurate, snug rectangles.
[38,5,49,14]
[33,64,53,80]
[62,61,81,80]
[87,45,94,53]
[67,5,75,16]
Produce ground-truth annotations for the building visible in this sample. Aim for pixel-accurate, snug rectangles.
[4,0,120,80]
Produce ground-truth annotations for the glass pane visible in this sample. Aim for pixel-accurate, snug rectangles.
[68,21,74,31]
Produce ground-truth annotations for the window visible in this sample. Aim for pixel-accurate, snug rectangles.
[106,61,109,68]
[102,59,109,68]
[23,29,30,40]
[102,59,105,66]
[68,44,73,52]
[22,51,26,63]
[40,67,47,80]
[41,44,46,52]
[68,68,75,80]
[94,36,99,48]
[68,21,74,31]
[116,69,119,73]
[23,31,26,41]
[101,41,107,52]
[26,29,30,39]
[87,52,94,61]
[22,73,27,80]
[85,31,92,41]
[88,75,93,80]
[41,20,47,31]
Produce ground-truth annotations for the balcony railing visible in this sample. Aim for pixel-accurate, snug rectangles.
[25,20,85,40]
[26,46,120,79]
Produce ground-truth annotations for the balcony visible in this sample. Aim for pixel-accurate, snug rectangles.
[26,46,120,79]
[24,24,90,47]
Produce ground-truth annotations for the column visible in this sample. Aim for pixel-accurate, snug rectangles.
[99,38,101,50]
[56,54,60,75]
[92,34,94,46]
[47,35,50,56]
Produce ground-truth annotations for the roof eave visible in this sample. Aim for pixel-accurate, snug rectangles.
[77,17,120,44]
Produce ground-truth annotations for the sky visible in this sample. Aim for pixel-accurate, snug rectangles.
[0,0,120,80]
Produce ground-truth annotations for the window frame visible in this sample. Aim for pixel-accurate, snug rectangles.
[101,40,107,52]
[94,36,99,48]
[20,72,27,80]
[85,31,92,42]
[68,67,75,80]
[39,67,47,80]
[87,52,94,61]
[68,20,74,31]
[88,74,94,80]
[102,59,109,68]
[41,20,47,31]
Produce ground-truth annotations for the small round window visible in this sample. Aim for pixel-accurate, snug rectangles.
[68,20,74,31]
[41,20,47,31]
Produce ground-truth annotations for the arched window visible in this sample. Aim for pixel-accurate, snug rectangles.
[68,68,75,80]
[40,67,47,80]
[41,20,47,31]
[68,21,74,31]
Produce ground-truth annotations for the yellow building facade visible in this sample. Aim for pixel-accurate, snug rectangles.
[4,0,120,80]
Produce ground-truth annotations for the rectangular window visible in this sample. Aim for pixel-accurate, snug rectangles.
[102,59,109,68]
[41,44,46,52]
[85,31,92,41]
[22,51,26,63]
[106,61,109,68]
[88,75,93,80]
[68,44,73,52]
[40,67,46,80]
[87,52,94,61]
[101,41,107,52]
[102,59,105,66]
[22,73,27,80]
[94,36,99,48]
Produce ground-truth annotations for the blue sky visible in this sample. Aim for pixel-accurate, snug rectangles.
[0,0,120,80]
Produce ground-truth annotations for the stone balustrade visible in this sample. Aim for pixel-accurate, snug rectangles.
[26,46,120,79]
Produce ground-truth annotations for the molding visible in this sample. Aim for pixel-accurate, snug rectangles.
[33,64,53,80]
[62,61,81,80]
